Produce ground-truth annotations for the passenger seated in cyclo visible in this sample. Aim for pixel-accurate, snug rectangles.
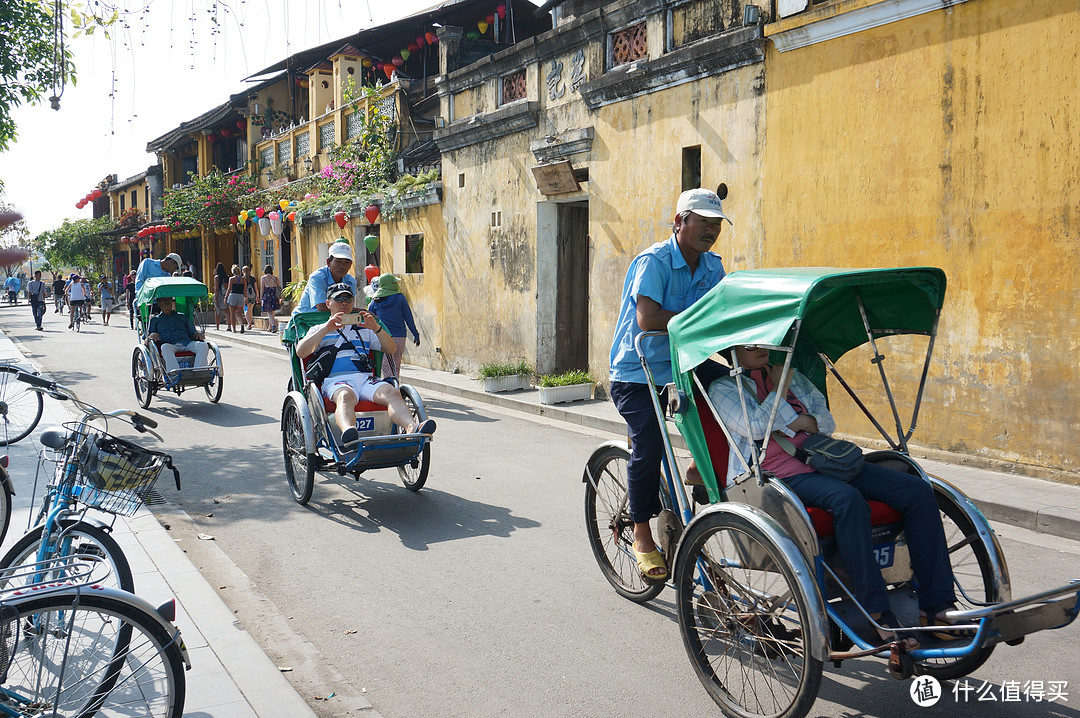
[147,297,209,379]
[294,282,436,448]
[709,345,966,648]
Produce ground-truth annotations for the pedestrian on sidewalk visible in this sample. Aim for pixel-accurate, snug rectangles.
[125,270,137,329]
[27,271,47,331]
[4,274,19,305]
[98,275,114,326]
[608,187,731,583]
[213,262,229,330]
[260,265,281,333]
[226,265,245,333]
[51,274,66,313]
[242,265,257,331]
[368,273,419,378]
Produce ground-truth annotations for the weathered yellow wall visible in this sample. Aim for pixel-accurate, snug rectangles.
[763,0,1080,475]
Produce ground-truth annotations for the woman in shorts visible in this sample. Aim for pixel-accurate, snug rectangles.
[98,275,114,326]
[226,265,246,333]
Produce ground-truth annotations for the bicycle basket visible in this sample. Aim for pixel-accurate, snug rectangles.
[59,424,169,516]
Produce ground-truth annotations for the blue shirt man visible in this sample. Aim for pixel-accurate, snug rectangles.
[135,253,182,293]
[607,187,731,581]
[147,297,208,377]
[293,241,358,314]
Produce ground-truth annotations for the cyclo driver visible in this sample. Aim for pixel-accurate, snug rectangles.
[295,282,436,449]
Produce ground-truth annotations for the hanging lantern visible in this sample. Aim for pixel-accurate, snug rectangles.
[364,264,380,282]
[429,32,439,45]
[364,234,379,254]
[91,188,102,199]
[486,13,495,23]
[478,21,489,34]
[392,56,405,67]
[290,200,298,206]
[287,211,296,222]
[236,119,247,129]
[220,127,233,139]
[278,199,289,211]
[207,133,219,144]
[407,42,419,53]
[255,207,265,219]
[364,204,380,224]
[258,217,271,236]
[362,57,373,67]
[466,30,480,39]
[497,4,506,18]
[415,35,425,48]
[384,65,395,79]
[269,211,282,236]
[400,48,411,61]
[333,211,348,229]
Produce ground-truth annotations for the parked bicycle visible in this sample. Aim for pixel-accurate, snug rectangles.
[0,362,44,446]
[0,371,180,597]
[0,554,188,717]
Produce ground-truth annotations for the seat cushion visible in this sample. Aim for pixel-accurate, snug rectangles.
[806,501,903,538]
[322,396,385,414]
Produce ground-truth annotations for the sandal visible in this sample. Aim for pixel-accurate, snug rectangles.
[921,603,976,641]
[873,610,919,650]
[633,543,668,584]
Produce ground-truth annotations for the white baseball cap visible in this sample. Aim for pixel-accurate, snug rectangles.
[164,253,183,267]
[676,188,732,225]
[328,242,354,261]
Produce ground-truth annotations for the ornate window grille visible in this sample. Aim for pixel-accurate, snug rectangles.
[346,111,363,140]
[610,22,648,68]
[319,121,336,151]
[377,95,396,123]
[296,131,310,157]
[259,146,274,170]
[501,69,526,104]
[277,139,291,165]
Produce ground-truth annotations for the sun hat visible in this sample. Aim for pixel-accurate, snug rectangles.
[328,242,354,261]
[372,274,401,299]
[326,282,355,302]
[164,252,183,267]
[676,188,732,225]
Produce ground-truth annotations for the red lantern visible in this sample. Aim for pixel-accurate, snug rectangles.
[392,56,404,67]
[364,264,380,282]
[255,207,265,219]
[416,35,425,48]
[364,204,380,224]
[383,65,395,79]
[75,201,83,209]
[287,211,296,222]
[91,188,102,199]
[236,119,247,129]
[207,134,219,144]
[486,13,495,23]
[333,211,348,229]
[137,229,146,238]
[426,31,437,44]
[407,42,419,53]
[220,127,233,138]
[497,4,506,18]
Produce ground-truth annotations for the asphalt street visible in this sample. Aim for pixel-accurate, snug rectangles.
[2,306,1080,718]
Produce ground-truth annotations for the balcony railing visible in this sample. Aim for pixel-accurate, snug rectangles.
[253,82,400,189]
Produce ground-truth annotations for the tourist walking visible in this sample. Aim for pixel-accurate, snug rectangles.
[242,265,257,331]
[260,265,281,333]
[26,271,46,330]
[226,265,245,333]
[98,275,114,326]
[367,273,420,379]
[213,262,229,330]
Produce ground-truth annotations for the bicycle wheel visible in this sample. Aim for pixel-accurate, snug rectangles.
[132,348,154,410]
[0,367,44,446]
[282,397,316,504]
[918,489,998,680]
[204,343,223,403]
[0,521,134,594]
[584,445,665,603]
[675,510,823,718]
[0,474,12,548]
[1,591,185,717]
[394,386,430,491]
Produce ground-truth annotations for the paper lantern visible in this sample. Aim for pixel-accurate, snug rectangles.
[362,57,372,67]
[392,56,405,67]
[290,200,298,206]
[207,133,219,143]
[415,35,425,48]
[400,49,411,61]
[75,202,82,209]
[466,30,480,39]
[486,14,495,23]
[478,21,489,34]
[364,234,379,253]
[91,188,102,199]
[220,127,233,138]
[407,42,419,53]
[364,204,380,224]
[497,4,506,18]
[255,207,265,218]
[426,31,437,44]
[384,65,395,79]
[258,217,271,236]
[269,212,282,236]
[333,211,348,229]
[236,119,247,129]
[287,211,296,222]
[364,264,380,282]
[278,199,289,211]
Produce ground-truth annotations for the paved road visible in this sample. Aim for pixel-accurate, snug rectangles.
[3,308,1080,717]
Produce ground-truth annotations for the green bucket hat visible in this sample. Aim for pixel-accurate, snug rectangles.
[372,273,401,299]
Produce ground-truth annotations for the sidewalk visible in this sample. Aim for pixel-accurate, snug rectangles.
[205,322,1080,543]
[0,329,323,718]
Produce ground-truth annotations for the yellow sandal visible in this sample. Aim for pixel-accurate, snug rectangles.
[633,543,668,583]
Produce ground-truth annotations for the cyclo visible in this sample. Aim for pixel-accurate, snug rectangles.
[584,267,1080,718]
[279,311,433,504]
[132,277,224,408]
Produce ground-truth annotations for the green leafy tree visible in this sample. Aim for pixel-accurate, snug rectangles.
[32,216,114,277]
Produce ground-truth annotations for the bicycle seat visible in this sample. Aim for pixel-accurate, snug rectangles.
[40,426,68,450]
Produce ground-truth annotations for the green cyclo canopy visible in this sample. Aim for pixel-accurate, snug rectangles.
[668,267,947,377]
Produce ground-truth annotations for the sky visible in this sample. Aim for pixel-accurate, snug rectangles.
[0,0,543,239]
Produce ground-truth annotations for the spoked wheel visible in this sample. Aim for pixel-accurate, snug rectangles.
[282,397,316,504]
[132,348,154,409]
[584,445,665,603]
[918,488,999,680]
[204,342,223,403]
[394,386,430,492]
[0,365,44,446]
[675,510,823,718]
[0,520,135,594]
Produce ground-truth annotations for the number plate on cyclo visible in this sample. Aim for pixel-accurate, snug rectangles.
[356,417,375,433]
[873,542,896,569]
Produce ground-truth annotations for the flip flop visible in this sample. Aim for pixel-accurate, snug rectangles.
[410,419,437,435]
[633,543,668,584]
[873,610,919,650]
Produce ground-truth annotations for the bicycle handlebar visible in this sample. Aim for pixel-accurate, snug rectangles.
[16,369,160,437]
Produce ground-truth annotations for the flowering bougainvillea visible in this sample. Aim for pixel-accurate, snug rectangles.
[162,169,258,230]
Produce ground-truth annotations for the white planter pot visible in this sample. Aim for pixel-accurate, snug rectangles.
[538,382,594,405]
[482,374,531,393]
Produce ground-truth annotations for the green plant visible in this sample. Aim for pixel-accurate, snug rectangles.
[478,360,533,379]
[538,369,594,387]
[282,267,307,303]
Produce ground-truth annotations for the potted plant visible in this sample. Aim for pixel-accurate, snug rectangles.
[537,369,594,405]
[478,360,533,393]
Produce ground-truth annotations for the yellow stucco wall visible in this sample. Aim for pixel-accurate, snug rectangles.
[763,0,1080,475]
